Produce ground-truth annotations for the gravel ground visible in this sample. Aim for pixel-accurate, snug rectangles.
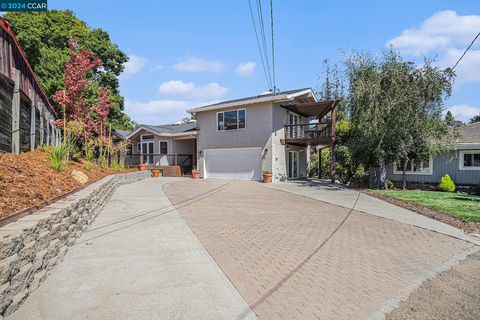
[386,251,480,320]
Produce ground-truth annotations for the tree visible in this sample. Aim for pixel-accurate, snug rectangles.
[470,113,480,124]
[345,50,455,189]
[445,111,455,126]
[52,40,112,137]
[5,10,133,130]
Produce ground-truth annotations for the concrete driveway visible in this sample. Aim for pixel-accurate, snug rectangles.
[164,179,478,320]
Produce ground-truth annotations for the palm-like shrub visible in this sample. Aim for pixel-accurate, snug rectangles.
[438,174,456,192]
[50,144,69,171]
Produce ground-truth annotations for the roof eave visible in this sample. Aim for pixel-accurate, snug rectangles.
[187,88,315,114]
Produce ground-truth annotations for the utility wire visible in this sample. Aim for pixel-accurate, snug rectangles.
[248,0,272,91]
[257,0,273,89]
[451,31,480,71]
[270,0,276,93]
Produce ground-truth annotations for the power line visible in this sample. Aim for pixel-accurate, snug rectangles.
[270,0,276,93]
[256,0,272,89]
[451,31,480,71]
[248,0,272,90]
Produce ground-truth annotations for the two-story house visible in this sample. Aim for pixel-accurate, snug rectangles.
[124,88,338,182]
[188,88,338,182]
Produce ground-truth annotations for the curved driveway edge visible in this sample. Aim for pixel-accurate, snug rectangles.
[268,180,480,246]
[10,177,256,320]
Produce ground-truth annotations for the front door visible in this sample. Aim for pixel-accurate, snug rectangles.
[288,151,299,179]
[141,141,154,164]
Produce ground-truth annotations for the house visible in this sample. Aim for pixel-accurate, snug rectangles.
[0,18,60,153]
[188,88,339,182]
[124,122,197,176]
[386,122,480,185]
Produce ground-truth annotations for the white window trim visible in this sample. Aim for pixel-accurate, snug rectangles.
[459,150,480,171]
[393,156,433,175]
[159,140,169,154]
[216,108,246,132]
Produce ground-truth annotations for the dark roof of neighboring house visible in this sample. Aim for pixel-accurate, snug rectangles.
[142,122,198,135]
[458,122,480,144]
[192,87,312,110]
[112,129,130,139]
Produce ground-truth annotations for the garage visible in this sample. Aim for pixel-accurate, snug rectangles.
[204,147,262,180]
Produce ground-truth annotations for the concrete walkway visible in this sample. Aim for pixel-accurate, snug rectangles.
[10,178,256,320]
[269,180,480,246]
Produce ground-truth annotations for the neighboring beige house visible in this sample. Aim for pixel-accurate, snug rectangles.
[188,88,338,182]
[124,123,197,175]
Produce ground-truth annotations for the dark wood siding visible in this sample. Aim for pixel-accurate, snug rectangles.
[0,76,13,152]
[35,105,40,147]
[19,96,30,152]
[43,117,48,145]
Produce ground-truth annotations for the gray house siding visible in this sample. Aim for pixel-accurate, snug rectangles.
[386,150,480,185]
[196,102,275,176]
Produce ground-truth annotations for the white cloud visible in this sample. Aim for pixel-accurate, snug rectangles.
[446,104,480,123]
[150,64,164,72]
[159,80,196,96]
[125,99,217,125]
[387,11,480,55]
[158,80,229,100]
[122,55,148,77]
[235,62,256,77]
[437,48,480,85]
[173,58,226,73]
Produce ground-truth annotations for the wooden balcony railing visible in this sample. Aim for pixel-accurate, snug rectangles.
[283,123,333,146]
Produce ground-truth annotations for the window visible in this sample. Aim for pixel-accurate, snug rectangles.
[217,109,246,131]
[393,156,433,175]
[141,134,154,140]
[459,151,480,170]
[159,141,168,154]
[137,143,141,152]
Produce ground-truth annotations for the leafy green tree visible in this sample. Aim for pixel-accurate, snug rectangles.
[5,10,133,130]
[444,111,455,126]
[470,113,480,124]
[345,50,455,189]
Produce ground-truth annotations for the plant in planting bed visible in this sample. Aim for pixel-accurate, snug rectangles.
[50,144,69,171]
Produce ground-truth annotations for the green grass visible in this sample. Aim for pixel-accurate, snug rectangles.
[370,189,480,223]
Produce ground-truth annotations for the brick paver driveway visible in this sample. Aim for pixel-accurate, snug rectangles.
[163,179,474,320]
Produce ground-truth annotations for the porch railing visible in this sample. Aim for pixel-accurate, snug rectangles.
[284,122,332,141]
[124,153,193,170]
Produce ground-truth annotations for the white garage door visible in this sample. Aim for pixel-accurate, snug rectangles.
[204,147,262,180]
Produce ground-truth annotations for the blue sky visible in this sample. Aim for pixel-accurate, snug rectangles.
[49,0,480,124]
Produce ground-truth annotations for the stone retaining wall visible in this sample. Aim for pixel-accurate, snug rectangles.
[0,171,150,318]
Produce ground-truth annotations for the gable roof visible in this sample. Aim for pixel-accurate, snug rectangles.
[125,122,197,139]
[457,122,480,144]
[187,88,316,113]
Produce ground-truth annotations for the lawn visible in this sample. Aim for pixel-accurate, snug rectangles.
[370,190,480,223]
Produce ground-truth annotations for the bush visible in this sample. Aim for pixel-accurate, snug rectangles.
[438,174,456,192]
[50,144,69,171]
[386,180,394,190]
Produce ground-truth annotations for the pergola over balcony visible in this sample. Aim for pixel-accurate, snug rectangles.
[280,100,341,147]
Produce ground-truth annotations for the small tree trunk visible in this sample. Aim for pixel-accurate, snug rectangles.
[377,161,387,190]
[402,160,408,190]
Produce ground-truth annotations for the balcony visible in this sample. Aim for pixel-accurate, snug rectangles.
[282,122,333,146]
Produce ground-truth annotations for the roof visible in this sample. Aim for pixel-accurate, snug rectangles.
[125,122,197,139]
[187,88,316,113]
[457,122,480,144]
[281,100,341,118]
[112,129,130,139]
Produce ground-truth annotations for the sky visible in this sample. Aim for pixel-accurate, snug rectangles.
[48,0,480,125]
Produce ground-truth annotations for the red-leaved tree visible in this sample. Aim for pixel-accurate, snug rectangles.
[52,39,113,136]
